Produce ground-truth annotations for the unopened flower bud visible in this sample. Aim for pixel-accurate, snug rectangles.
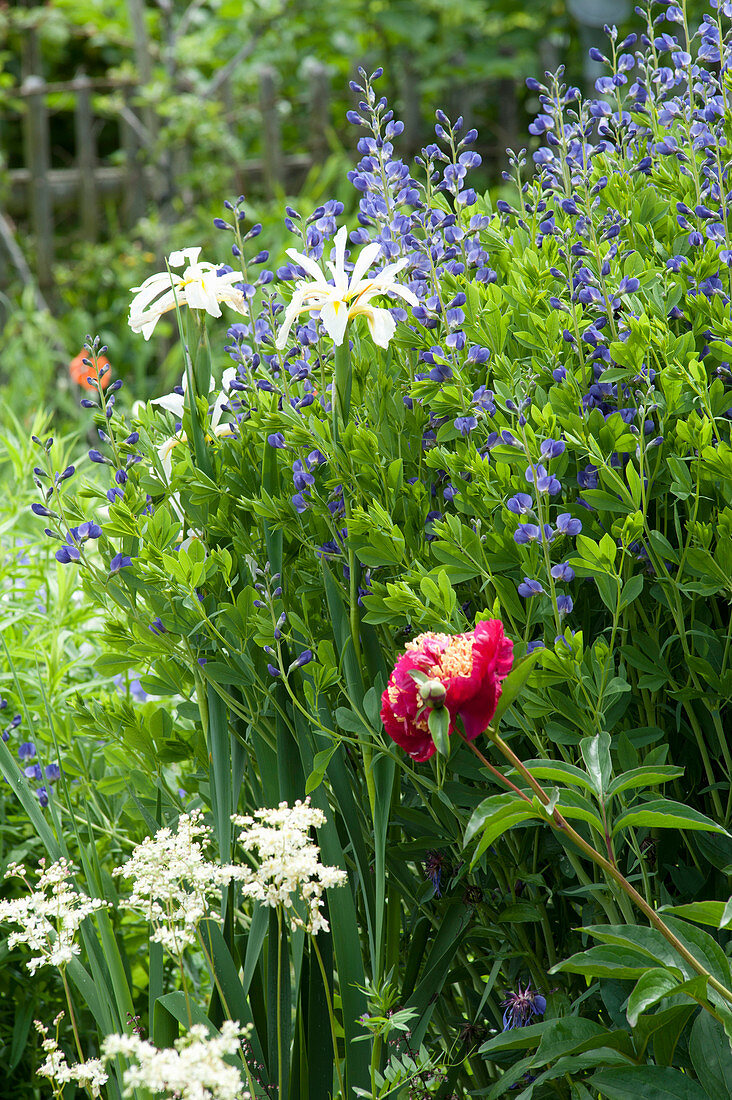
[418,678,447,707]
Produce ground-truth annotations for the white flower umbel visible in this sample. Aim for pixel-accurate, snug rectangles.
[0,859,108,974]
[129,248,248,340]
[102,1021,250,1100]
[114,810,236,953]
[275,224,418,350]
[35,1017,108,1099]
[232,799,346,933]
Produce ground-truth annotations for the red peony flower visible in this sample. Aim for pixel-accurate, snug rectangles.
[380,619,514,762]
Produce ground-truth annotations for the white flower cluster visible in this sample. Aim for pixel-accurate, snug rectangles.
[0,858,108,974]
[114,810,236,952]
[102,1020,250,1100]
[35,1015,108,1098]
[231,799,347,933]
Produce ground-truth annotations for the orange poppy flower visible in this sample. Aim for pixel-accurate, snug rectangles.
[69,350,112,390]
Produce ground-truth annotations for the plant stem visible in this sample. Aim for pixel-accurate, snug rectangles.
[61,967,85,1065]
[311,935,345,1099]
[277,906,284,1100]
[487,730,732,1008]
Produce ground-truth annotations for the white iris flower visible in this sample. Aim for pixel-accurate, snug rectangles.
[275,225,418,350]
[129,247,248,340]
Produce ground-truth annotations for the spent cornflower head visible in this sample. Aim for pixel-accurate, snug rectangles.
[501,982,547,1030]
[102,1021,250,1100]
[231,799,347,933]
[34,1017,108,1099]
[0,859,108,974]
[114,810,236,953]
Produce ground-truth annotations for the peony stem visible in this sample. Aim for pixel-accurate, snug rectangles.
[480,728,732,1010]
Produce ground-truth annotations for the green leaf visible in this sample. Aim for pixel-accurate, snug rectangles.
[689,1011,732,1099]
[606,766,684,799]
[305,746,337,795]
[464,792,540,847]
[619,574,644,610]
[589,1064,709,1100]
[491,649,543,727]
[659,901,727,928]
[551,945,668,980]
[428,706,450,757]
[613,799,728,837]
[626,969,682,1026]
[580,729,612,798]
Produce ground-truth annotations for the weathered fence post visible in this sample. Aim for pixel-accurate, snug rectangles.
[307,61,330,164]
[121,84,146,226]
[259,66,283,196]
[74,71,99,242]
[20,43,54,283]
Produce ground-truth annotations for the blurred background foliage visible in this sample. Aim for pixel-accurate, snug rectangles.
[0,0,712,413]
[0,0,651,417]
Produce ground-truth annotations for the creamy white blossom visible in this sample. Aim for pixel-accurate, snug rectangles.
[153,367,238,479]
[114,810,237,953]
[0,858,108,974]
[102,1021,250,1100]
[35,1017,108,1098]
[275,224,418,350]
[150,368,237,546]
[129,247,248,340]
[232,799,347,933]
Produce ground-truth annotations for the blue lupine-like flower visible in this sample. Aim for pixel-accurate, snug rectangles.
[18,742,36,760]
[455,415,477,435]
[555,513,582,536]
[267,432,286,448]
[525,464,561,495]
[55,522,103,564]
[45,763,61,781]
[514,524,541,545]
[24,764,42,781]
[507,493,533,515]
[540,439,566,460]
[109,553,133,574]
[526,640,546,655]
[551,563,575,582]
[518,578,545,598]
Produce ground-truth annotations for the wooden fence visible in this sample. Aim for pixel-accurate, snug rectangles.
[1,31,331,292]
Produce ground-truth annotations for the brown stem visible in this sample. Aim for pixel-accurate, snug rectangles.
[461,735,532,804]
[472,730,732,1009]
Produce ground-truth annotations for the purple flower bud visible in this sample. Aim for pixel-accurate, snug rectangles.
[556,594,574,616]
[518,578,545,598]
[267,432,286,448]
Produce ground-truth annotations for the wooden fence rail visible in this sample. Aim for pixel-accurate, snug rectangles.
[1,49,331,291]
